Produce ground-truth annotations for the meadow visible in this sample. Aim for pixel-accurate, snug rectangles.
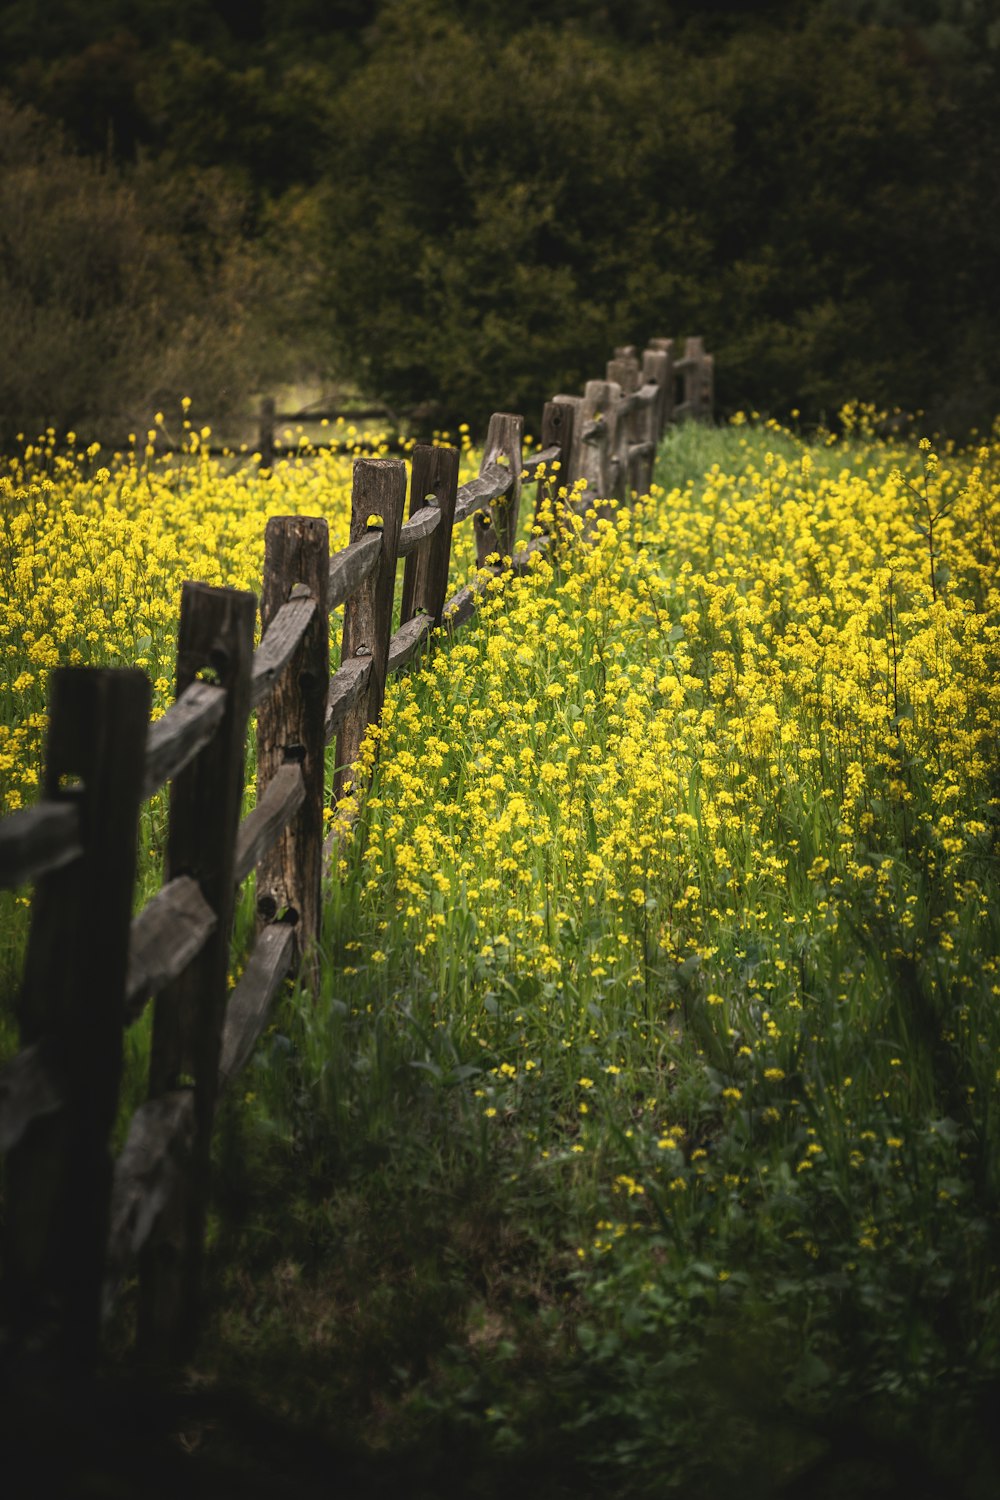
[2,410,1000,1496]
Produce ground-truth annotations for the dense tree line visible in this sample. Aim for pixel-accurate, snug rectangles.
[1,0,997,435]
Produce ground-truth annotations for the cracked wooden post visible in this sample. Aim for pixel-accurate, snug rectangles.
[642,346,671,454]
[256,516,330,990]
[534,399,577,539]
[579,379,620,514]
[334,458,406,805]
[2,668,150,1369]
[608,354,641,502]
[401,443,459,628]
[139,581,256,1365]
[474,413,523,569]
[648,337,676,433]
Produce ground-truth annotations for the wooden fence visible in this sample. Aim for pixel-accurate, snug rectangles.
[0,335,712,1371]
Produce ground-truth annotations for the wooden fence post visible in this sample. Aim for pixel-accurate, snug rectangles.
[648,338,676,432]
[608,355,641,501]
[579,379,619,510]
[642,347,671,450]
[256,517,330,989]
[258,396,276,469]
[138,581,256,1364]
[2,667,150,1368]
[551,394,584,493]
[535,399,577,536]
[474,414,524,569]
[400,444,459,628]
[335,459,406,804]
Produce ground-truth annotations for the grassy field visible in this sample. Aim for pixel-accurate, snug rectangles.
[3,411,1000,1496]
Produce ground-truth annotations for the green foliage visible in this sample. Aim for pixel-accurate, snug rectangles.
[0,99,305,443]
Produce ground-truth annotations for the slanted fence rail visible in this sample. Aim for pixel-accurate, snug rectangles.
[0,335,712,1369]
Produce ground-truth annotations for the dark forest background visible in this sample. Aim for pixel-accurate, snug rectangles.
[1,0,998,441]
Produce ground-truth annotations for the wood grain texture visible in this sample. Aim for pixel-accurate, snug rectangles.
[141,680,226,801]
[397,503,442,557]
[124,876,217,1022]
[217,924,295,1087]
[105,1089,196,1309]
[387,612,433,674]
[401,444,460,628]
[3,667,150,1368]
[453,462,514,523]
[0,1041,61,1153]
[249,591,317,710]
[234,762,306,887]
[328,532,381,611]
[325,655,372,744]
[334,460,405,803]
[140,581,255,1364]
[474,414,523,568]
[0,800,81,890]
[256,516,329,983]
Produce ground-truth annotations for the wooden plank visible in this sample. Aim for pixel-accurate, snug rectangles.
[400,444,460,628]
[217,924,295,1088]
[474,414,524,568]
[0,800,81,890]
[105,1089,196,1309]
[234,762,306,887]
[579,380,620,507]
[141,680,226,802]
[325,655,372,744]
[256,517,330,985]
[328,532,381,611]
[3,667,150,1368]
[387,612,433,675]
[334,459,406,804]
[647,338,676,429]
[453,462,514,523]
[0,1041,62,1153]
[551,394,584,490]
[140,582,255,1364]
[249,591,317,710]
[522,443,562,479]
[396,504,442,558]
[124,876,217,1023]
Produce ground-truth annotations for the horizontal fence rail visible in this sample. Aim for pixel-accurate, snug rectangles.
[0,333,713,1371]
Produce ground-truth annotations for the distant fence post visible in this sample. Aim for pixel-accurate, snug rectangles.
[535,399,578,536]
[579,380,618,511]
[2,667,150,1368]
[648,338,676,432]
[551,394,584,494]
[607,354,641,500]
[334,459,406,804]
[138,581,256,1365]
[642,346,671,451]
[258,396,276,469]
[401,444,460,628]
[475,414,524,568]
[256,517,330,990]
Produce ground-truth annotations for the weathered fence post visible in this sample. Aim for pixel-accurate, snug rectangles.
[334,459,406,804]
[474,414,524,569]
[578,380,619,511]
[256,517,330,989]
[607,354,641,501]
[648,338,676,432]
[534,399,578,537]
[551,394,584,494]
[2,667,150,1368]
[138,581,256,1364]
[401,444,460,627]
[642,346,671,450]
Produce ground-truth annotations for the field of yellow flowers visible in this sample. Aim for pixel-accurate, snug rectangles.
[3,410,1000,1495]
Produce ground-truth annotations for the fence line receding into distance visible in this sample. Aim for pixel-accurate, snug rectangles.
[0,336,713,1369]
